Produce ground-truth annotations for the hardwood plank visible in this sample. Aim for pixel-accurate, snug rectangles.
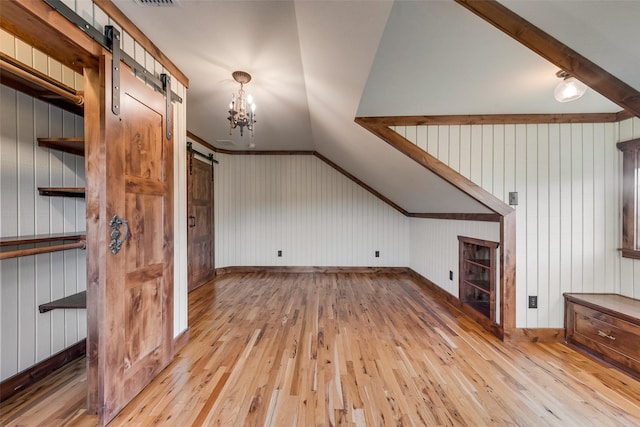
[38,137,84,157]
[2,272,640,426]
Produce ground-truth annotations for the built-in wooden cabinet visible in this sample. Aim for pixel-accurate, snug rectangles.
[458,236,499,321]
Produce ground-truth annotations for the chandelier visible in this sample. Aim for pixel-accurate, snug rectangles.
[228,71,256,136]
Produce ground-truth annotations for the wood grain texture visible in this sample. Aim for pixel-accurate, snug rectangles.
[187,158,215,291]
[2,272,640,426]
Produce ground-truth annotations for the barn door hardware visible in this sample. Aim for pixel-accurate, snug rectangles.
[188,216,196,228]
[109,215,130,255]
[43,0,184,113]
[162,74,172,140]
[187,142,219,180]
[105,26,121,115]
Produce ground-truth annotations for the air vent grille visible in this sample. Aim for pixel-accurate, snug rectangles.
[134,0,181,7]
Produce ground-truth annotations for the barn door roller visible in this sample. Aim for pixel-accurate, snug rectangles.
[43,0,183,138]
[187,142,219,181]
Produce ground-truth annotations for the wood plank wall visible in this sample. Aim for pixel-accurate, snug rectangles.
[393,119,640,329]
[211,152,410,268]
[0,0,188,381]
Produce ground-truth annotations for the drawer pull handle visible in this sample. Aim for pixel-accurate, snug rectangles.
[598,330,616,340]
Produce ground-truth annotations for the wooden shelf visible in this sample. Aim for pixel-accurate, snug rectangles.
[0,232,85,247]
[464,258,491,269]
[463,279,491,294]
[0,52,83,116]
[38,187,85,198]
[39,291,86,313]
[38,138,84,157]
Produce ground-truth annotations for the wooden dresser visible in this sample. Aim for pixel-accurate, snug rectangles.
[564,293,640,380]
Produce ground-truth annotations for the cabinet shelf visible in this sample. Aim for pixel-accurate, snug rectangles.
[463,279,491,294]
[38,138,84,157]
[38,187,85,198]
[464,258,491,269]
[39,291,86,313]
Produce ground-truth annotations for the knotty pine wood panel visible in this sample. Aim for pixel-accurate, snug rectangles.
[0,86,86,382]
[213,153,410,268]
[393,121,622,329]
[2,272,640,425]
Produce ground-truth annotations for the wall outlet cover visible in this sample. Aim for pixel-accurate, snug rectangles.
[528,295,538,309]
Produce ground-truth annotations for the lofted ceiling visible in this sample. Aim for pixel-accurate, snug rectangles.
[111,0,639,215]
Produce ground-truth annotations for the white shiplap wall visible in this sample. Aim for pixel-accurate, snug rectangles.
[0,0,188,381]
[394,120,630,328]
[214,154,410,268]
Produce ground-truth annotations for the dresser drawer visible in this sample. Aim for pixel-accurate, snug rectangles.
[565,294,640,379]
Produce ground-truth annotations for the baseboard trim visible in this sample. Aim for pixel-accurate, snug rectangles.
[215,266,410,275]
[406,268,505,340]
[504,328,564,343]
[173,328,190,355]
[0,339,86,403]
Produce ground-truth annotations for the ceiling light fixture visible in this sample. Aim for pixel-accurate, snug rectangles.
[228,71,256,136]
[554,70,587,103]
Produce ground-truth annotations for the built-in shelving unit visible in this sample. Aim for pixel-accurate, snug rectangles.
[458,236,499,321]
[1,53,87,315]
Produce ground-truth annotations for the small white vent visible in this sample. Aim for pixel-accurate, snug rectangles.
[216,139,235,147]
[134,0,181,7]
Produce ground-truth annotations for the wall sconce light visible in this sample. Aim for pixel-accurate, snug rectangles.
[554,70,587,103]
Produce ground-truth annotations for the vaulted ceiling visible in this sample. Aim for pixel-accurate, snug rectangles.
[111,0,640,214]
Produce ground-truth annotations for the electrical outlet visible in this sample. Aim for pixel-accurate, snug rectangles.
[509,192,518,206]
[375,250,380,258]
[449,270,453,280]
[528,295,538,309]
[277,250,282,257]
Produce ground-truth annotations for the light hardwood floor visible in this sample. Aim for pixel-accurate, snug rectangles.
[2,272,640,426]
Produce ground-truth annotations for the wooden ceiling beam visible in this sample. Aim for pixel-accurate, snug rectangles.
[454,0,640,119]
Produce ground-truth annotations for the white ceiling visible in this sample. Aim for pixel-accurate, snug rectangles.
[111,0,638,214]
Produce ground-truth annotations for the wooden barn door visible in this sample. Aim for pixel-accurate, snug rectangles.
[187,157,215,291]
[85,56,174,426]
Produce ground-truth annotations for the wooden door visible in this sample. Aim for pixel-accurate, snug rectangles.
[85,56,174,426]
[187,157,215,291]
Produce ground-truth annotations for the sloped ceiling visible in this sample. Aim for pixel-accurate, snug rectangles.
[111,0,637,215]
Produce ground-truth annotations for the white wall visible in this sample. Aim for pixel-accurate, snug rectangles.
[213,153,410,268]
[395,119,638,328]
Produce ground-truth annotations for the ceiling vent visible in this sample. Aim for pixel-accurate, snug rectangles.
[134,0,181,7]
[216,140,235,147]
